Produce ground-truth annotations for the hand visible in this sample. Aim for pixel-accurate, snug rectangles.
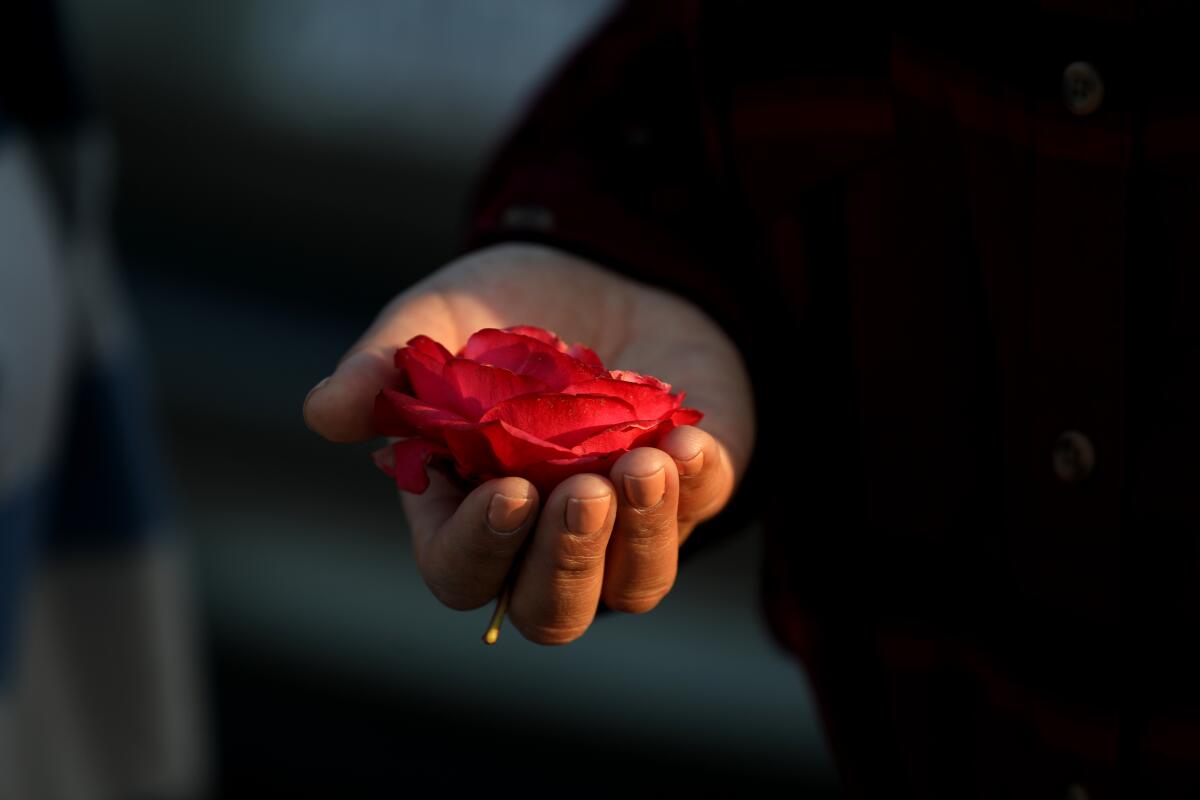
[303,243,755,644]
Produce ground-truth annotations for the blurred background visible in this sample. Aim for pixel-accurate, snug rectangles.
[5,1,835,795]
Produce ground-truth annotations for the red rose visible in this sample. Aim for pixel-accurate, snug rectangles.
[372,325,702,496]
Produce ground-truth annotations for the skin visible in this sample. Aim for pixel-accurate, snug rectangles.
[303,242,755,644]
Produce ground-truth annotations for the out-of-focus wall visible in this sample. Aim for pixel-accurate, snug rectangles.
[60,0,617,313]
[48,2,836,793]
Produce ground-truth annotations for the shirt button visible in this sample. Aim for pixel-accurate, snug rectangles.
[1053,430,1096,484]
[1063,61,1104,115]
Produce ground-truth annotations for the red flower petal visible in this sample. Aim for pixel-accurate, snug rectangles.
[445,419,576,472]
[441,358,548,420]
[405,334,453,364]
[373,391,418,437]
[670,407,704,427]
[565,408,704,458]
[460,329,602,388]
[480,393,639,446]
[441,426,501,476]
[518,452,623,496]
[501,325,606,370]
[396,345,459,410]
[561,377,682,420]
[569,420,664,455]
[503,325,567,350]
[609,369,672,392]
[373,438,448,494]
[567,343,605,370]
[376,388,472,439]
[487,419,578,460]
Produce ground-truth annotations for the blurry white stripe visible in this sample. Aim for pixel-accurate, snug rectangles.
[10,536,208,799]
[0,136,71,497]
[4,585,101,800]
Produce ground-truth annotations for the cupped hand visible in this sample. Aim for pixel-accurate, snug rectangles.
[303,243,755,644]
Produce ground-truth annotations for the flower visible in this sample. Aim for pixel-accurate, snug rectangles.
[372,325,702,495]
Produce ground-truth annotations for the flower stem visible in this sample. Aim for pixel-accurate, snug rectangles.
[482,577,514,645]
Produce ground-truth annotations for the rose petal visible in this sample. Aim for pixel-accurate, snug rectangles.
[480,393,639,446]
[561,378,682,420]
[373,438,448,494]
[461,329,602,388]
[518,452,624,497]
[376,388,473,439]
[445,419,576,472]
[373,391,418,437]
[396,345,459,410]
[567,343,605,370]
[609,369,672,392]
[670,407,704,427]
[441,358,548,420]
[500,326,606,370]
[569,419,664,455]
[485,420,579,465]
[566,408,704,457]
[503,325,568,350]
[441,426,501,476]
[405,334,453,364]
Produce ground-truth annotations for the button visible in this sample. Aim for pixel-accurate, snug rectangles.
[1053,430,1096,484]
[1065,784,1090,800]
[1063,62,1104,115]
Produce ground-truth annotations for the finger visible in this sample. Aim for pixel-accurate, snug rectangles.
[402,472,538,611]
[304,348,394,442]
[509,473,616,645]
[603,447,680,613]
[303,291,459,443]
[656,425,736,536]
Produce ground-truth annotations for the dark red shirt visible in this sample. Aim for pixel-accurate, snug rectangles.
[469,3,1200,796]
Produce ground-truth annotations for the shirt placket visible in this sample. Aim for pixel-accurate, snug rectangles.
[1022,62,1131,621]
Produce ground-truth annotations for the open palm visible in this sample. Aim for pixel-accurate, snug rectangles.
[304,243,754,644]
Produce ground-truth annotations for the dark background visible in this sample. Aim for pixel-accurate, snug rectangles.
[59,0,835,793]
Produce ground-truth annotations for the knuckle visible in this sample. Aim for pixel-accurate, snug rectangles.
[618,512,677,553]
[605,587,669,614]
[511,616,589,646]
[552,541,605,575]
[551,528,608,575]
[508,584,598,645]
[604,572,676,614]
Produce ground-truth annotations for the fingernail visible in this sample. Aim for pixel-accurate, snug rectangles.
[624,466,666,509]
[567,496,610,535]
[302,376,331,432]
[675,450,704,477]
[305,376,331,408]
[487,493,533,534]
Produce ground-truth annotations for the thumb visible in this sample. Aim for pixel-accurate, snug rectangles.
[303,287,462,443]
[303,347,395,442]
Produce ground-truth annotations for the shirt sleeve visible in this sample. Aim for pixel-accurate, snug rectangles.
[466,1,752,341]
[464,1,761,553]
